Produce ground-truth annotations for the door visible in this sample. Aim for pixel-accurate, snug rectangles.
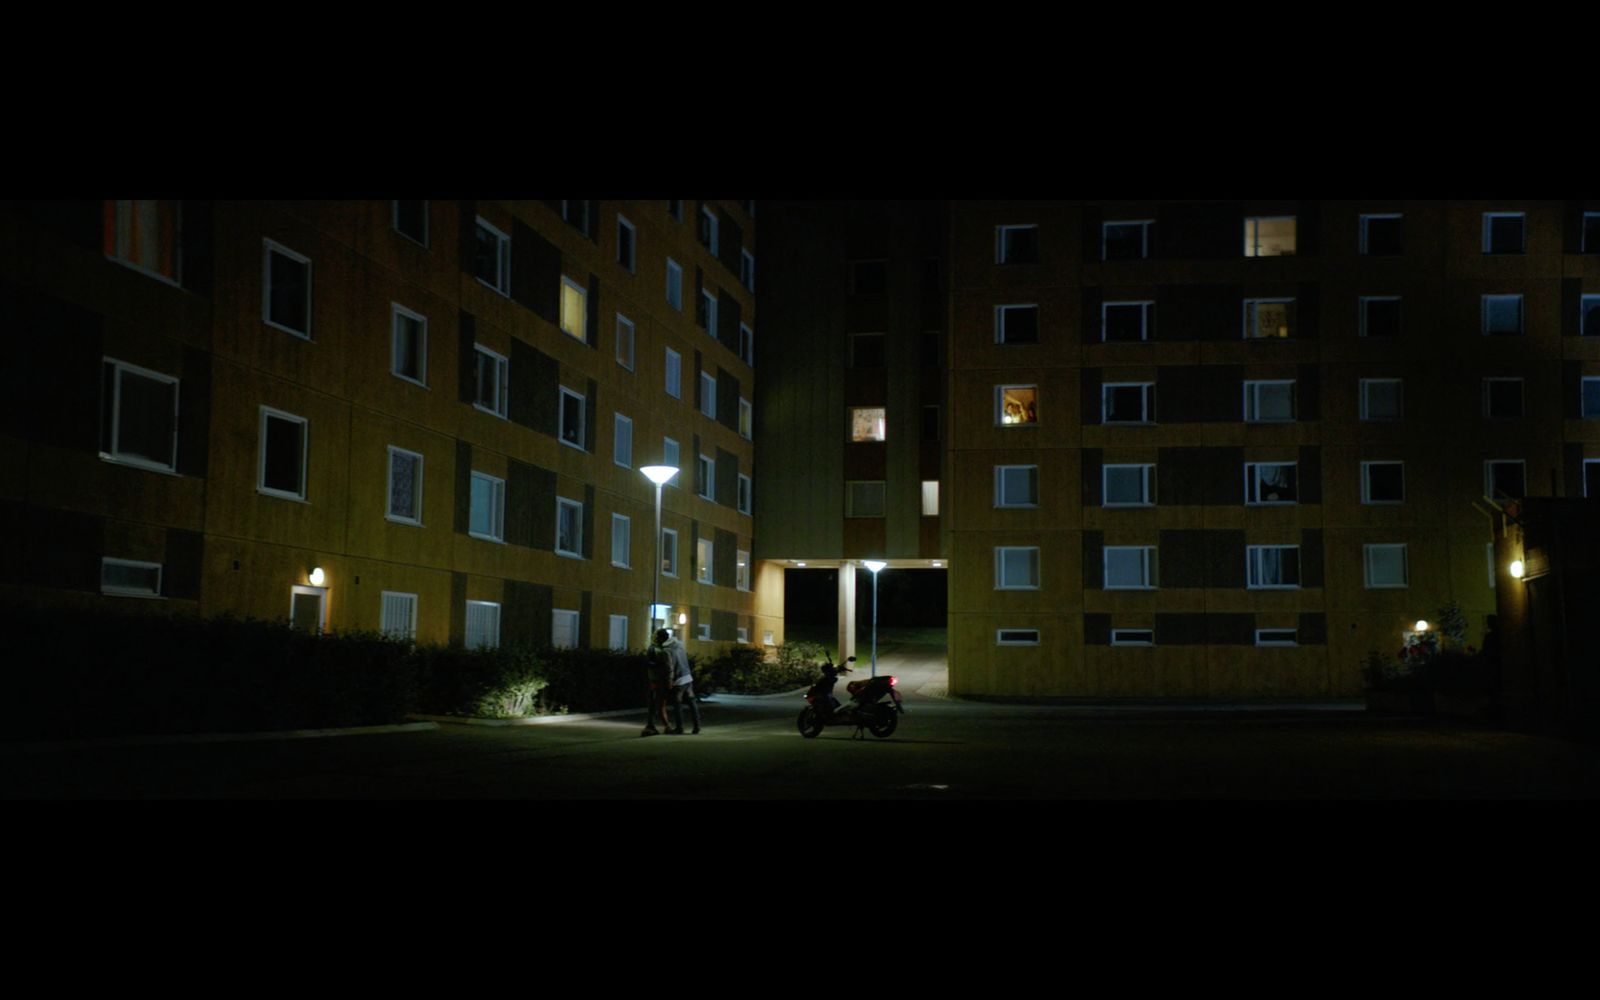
[290,585,328,634]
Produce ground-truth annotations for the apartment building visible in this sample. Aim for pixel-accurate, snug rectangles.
[0,199,770,653]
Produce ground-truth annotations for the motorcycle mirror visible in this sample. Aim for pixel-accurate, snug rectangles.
[846,656,857,662]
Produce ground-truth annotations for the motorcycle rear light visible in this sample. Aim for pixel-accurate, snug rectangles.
[889,676,897,686]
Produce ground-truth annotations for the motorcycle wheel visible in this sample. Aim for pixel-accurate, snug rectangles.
[797,707,823,739]
[868,710,898,739]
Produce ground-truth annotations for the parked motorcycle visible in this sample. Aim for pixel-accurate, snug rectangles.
[797,653,903,739]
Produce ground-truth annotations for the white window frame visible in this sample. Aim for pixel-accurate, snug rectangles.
[609,614,630,651]
[611,513,631,569]
[100,557,163,599]
[1485,459,1526,499]
[1244,462,1298,506]
[1110,629,1155,647]
[700,206,719,255]
[1243,297,1295,339]
[994,465,1040,508]
[1358,213,1402,256]
[616,214,636,273]
[851,405,888,441]
[698,454,715,501]
[392,200,428,248]
[741,249,756,292]
[739,398,753,439]
[697,536,714,585]
[1359,378,1403,421]
[1246,545,1301,590]
[473,345,509,419]
[994,303,1039,344]
[1363,543,1410,589]
[560,275,588,343]
[1100,464,1155,507]
[616,314,635,371]
[996,628,1041,646]
[1581,377,1600,419]
[921,479,939,516]
[390,303,428,387]
[612,412,633,469]
[995,386,1040,426]
[995,224,1039,264]
[262,238,313,339]
[258,406,308,501]
[558,385,586,451]
[701,289,719,337]
[1243,380,1297,423]
[1581,294,1600,337]
[665,347,682,399]
[1481,294,1524,336]
[1103,546,1158,590]
[105,199,182,286]
[662,527,679,577]
[696,622,712,641]
[1359,296,1401,338]
[380,591,418,641]
[552,609,581,650]
[666,258,683,310]
[663,437,680,488]
[1482,377,1525,418]
[468,471,505,543]
[736,549,751,592]
[738,473,752,515]
[1101,382,1154,424]
[1243,215,1297,257]
[555,496,584,558]
[1361,461,1406,505]
[385,445,425,525]
[1482,212,1526,254]
[465,599,501,650]
[739,322,754,366]
[1101,301,1153,342]
[737,626,750,644]
[994,546,1041,590]
[1255,628,1298,647]
[474,217,511,296]
[1585,212,1600,254]
[100,358,180,474]
[700,370,717,419]
[1101,219,1153,261]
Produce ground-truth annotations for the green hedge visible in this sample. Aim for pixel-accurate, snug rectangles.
[697,644,816,695]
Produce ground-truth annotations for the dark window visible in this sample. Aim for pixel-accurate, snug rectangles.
[101,361,178,470]
[394,201,427,245]
[1485,380,1524,418]
[1361,215,1403,255]
[851,333,886,368]
[1365,463,1404,502]
[1586,462,1600,498]
[1362,297,1401,338]
[563,200,592,237]
[1584,213,1600,253]
[1103,384,1151,423]
[1483,296,1523,336]
[560,391,584,448]
[667,200,682,221]
[1582,296,1600,336]
[1489,462,1525,498]
[266,247,310,335]
[1485,214,1525,254]
[617,219,635,271]
[922,405,940,441]
[852,260,887,294]
[997,305,1038,344]
[262,413,305,496]
[1103,222,1150,261]
[997,226,1039,264]
[1102,303,1149,342]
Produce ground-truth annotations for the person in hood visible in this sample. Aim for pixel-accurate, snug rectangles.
[655,628,701,735]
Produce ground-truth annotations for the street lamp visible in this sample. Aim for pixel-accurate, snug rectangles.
[863,560,887,677]
[640,465,678,639]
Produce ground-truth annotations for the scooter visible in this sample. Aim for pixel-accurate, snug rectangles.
[797,653,904,739]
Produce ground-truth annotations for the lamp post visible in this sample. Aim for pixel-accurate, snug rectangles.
[863,560,886,677]
[640,465,678,639]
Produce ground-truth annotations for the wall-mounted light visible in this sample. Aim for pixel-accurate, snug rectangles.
[1509,559,1524,579]
[795,561,806,567]
[1414,620,1429,633]
[931,560,942,567]
[309,567,326,587]
[678,612,687,625]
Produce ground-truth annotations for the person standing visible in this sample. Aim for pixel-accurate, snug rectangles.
[657,628,701,735]
[642,636,671,737]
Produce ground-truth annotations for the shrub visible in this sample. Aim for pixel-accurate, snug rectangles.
[776,640,827,672]
[696,644,813,695]
[414,644,547,719]
[537,647,653,714]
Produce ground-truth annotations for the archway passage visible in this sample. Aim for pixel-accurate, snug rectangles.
[782,564,948,695]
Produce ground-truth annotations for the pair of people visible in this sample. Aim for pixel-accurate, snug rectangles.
[642,628,701,736]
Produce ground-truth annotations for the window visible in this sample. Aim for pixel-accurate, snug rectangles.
[1483,378,1525,418]
[699,371,717,419]
[663,438,680,485]
[995,547,1040,589]
[1104,546,1158,589]
[698,288,718,334]
[1359,214,1403,256]
[552,609,581,650]
[1584,213,1600,254]
[1485,460,1526,499]
[1482,295,1524,336]
[386,446,424,525]
[851,260,887,293]
[995,304,1039,344]
[1244,380,1296,423]
[101,557,162,598]
[995,465,1039,508]
[559,386,586,450]
[739,323,754,365]
[737,627,750,644]
[473,345,508,418]
[921,480,939,516]
[556,497,583,557]
[611,513,631,568]
[1246,545,1301,589]
[1364,544,1409,588]
[380,592,418,641]
[1245,462,1298,505]
[1582,377,1600,419]
[469,472,505,542]
[391,304,427,386]
[998,386,1040,425]
[1102,220,1152,261]
[764,630,776,647]
[616,215,635,272]
[667,200,683,222]
[699,206,719,255]
[666,259,683,310]
[697,454,714,500]
[1243,216,1296,257]
[1583,295,1600,337]
[697,622,712,641]
[263,239,312,337]
[851,407,887,441]
[1103,464,1155,506]
[616,314,635,371]
[852,332,887,368]
[738,473,752,515]
[736,550,750,591]
[846,480,887,517]
[1255,629,1297,647]
[741,249,756,292]
[393,201,428,247]
[665,348,681,399]
[1101,383,1152,424]
[473,218,511,295]
[1362,461,1405,504]
[739,398,752,439]
[1102,301,1152,342]
[922,405,941,441]
[697,536,714,584]
[1360,379,1403,421]
[99,359,178,473]
[609,615,629,651]
[1109,629,1155,647]
[104,200,180,283]
[1243,298,1294,339]
[1585,459,1600,498]
[561,200,593,236]
[662,527,679,577]
[996,225,1039,264]
[614,413,633,468]
[996,628,1041,646]
[259,407,307,500]
[1483,212,1525,254]
[465,600,501,650]
[1360,297,1401,339]
[559,276,588,342]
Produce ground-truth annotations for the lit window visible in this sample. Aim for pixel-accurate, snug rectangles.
[1243,216,1296,257]
[101,557,162,598]
[473,218,511,295]
[616,215,635,273]
[1482,212,1525,254]
[997,386,1039,425]
[560,277,587,342]
[465,601,501,649]
[739,398,752,439]
[1246,545,1301,589]
[258,407,308,501]
[738,474,752,515]
[559,386,586,450]
[1102,220,1152,261]
[1482,295,1524,336]
[609,615,629,651]
[614,413,633,468]
[1360,297,1401,339]
[996,304,1039,344]
[698,289,718,335]
[1583,377,1600,419]
[386,446,424,525]
[263,239,312,338]
[921,480,939,516]
[100,358,179,473]
[1111,629,1155,646]
[996,629,1040,646]
[1104,546,1158,589]
[469,472,505,542]
[1102,301,1152,342]
[666,258,683,310]
[995,547,1040,589]
[1245,462,1298,505]
[1582,295,1600,337]
[552,609,581,650]
[393,201,427,247]
[1103,464,1155,506]
[662,528,679,576]
[665,348,681,399]
[699,206,719,256]
[1244,380,1296,423]
[380,592,417,640]
[741,250,756,293]
[1364,544,1409,589]
[1485,460,1526,499]
[851,407,887,441]
[616,314,635,371]
[1483,378,1525,418]
[556,497,584,557]
[1255,629,1297,647]
[697,454,714,500]
[700,371,716,419]
[1359,214,1403,256]
[104,200,180,283]
[1244,298,1294,339]
[1101,383,1152,424]
[1360,379,1403,421]
[736,550,751,592]
[1361,462,1405,504]
[846,481,886,517]
[995,465,1039,508]
[391,303,427,386]
[612,513,631,568]
[697,536,714,584]
[996,225,1039,264]
[473,345,509,418]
